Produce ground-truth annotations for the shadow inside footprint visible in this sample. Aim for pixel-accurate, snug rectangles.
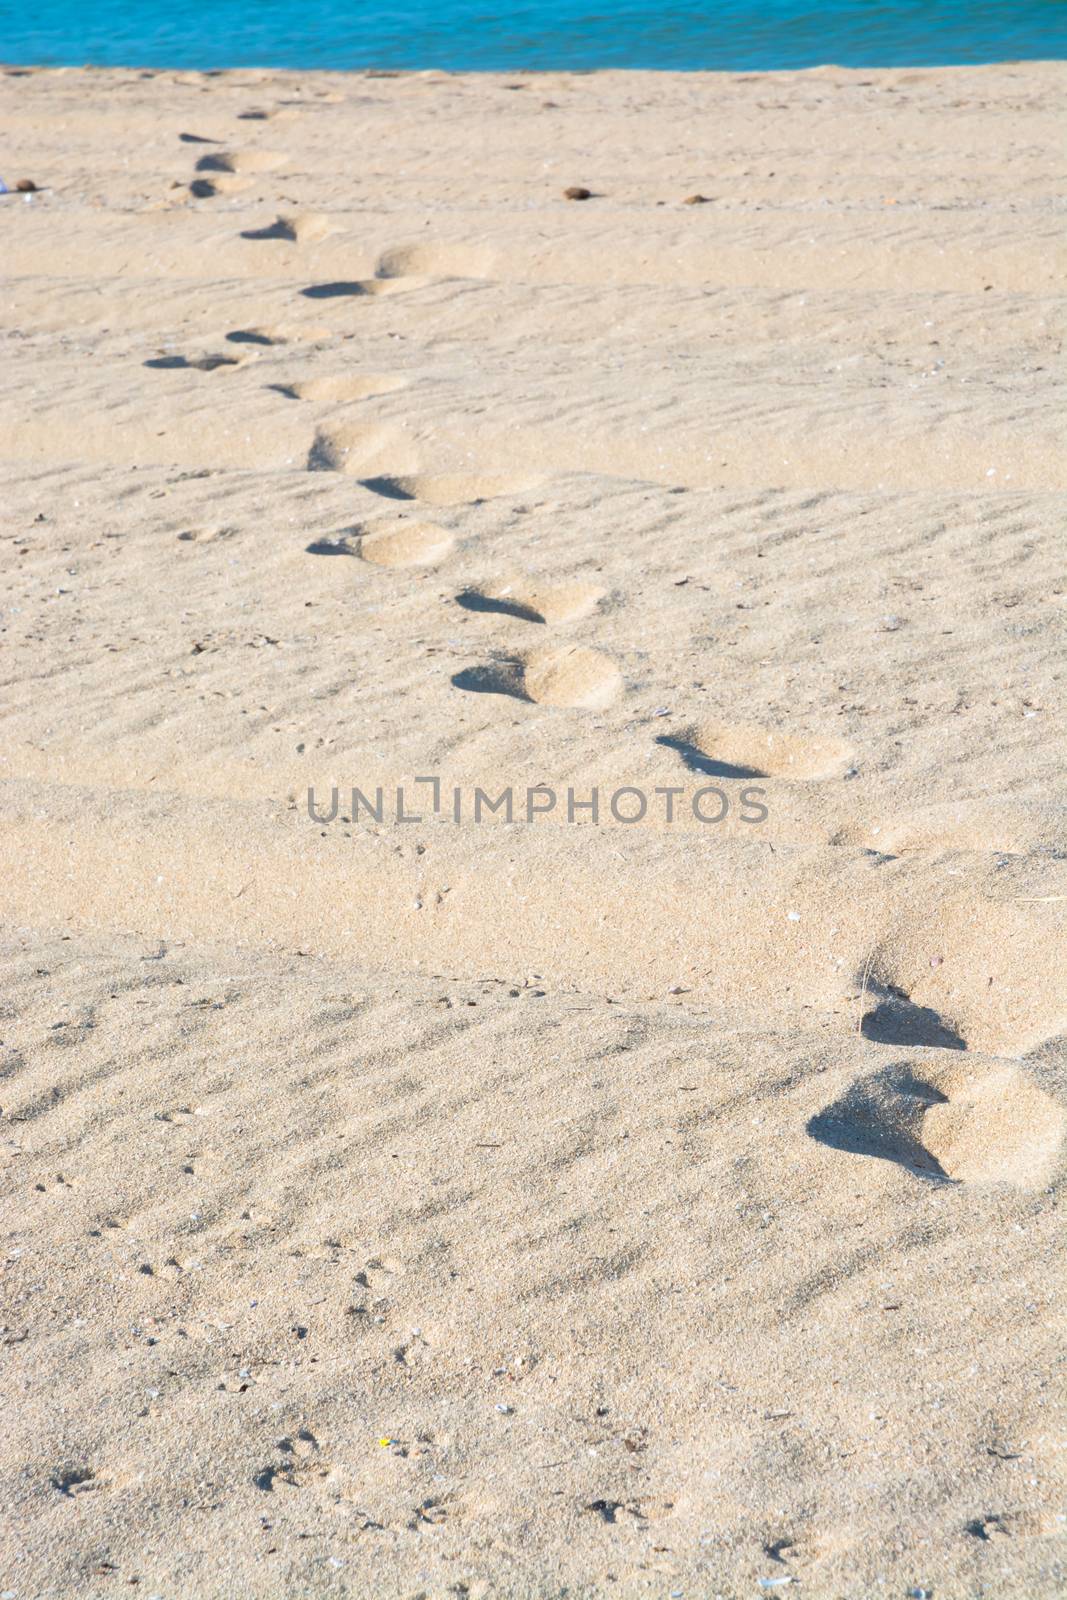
[451,663,524,698]
[51,1467,97,1497]
[861,988,967,1050]
[359,475,418,500]
[455,589,542,623]
[144,354,240,371]
[305,538,354,556]
[188,178,221,198]
[656,734,763,780]
[807,1064,957,1182]
[301,281,370,298]
[241,218,297,241]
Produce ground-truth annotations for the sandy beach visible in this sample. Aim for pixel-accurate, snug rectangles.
[1,60,1065,1598]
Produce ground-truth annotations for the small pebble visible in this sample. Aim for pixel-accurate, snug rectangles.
[15,178,38,192]
[682,193,710,204]
[564,185,592,200]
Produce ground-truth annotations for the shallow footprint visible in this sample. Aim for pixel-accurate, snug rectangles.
[360,472,537,506]
[145,351,248,372]
[374,241,496,280]
[272,373,406,403]
[307,423,418,475]
[195,148,285,174]
[856,798,1067,857]
[661,720,854,780]
[524,646,621,708]
[240,212,335,243]
[301,278,422,300]
[358,519,455,568]
[227,323,333,346]
[457,577,603,624]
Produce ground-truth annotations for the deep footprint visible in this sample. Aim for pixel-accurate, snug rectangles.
[808,1059,1065,1186]
[860,980,967,1050]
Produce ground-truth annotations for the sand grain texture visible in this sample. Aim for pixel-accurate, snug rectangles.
[0,61,1065,1599]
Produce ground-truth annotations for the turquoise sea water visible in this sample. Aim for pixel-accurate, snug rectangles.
[3,1,1065,72]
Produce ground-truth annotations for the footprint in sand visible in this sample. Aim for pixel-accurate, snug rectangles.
[227,324,333,346]
[360,471,538,505]
[374,241,496,281]
[808,1059,1065,1186]
[453,646,621,709]
[270,373,407,403]
[240,212,335,243]
[859,977,968,1050]
[965,1510,1061,1541]
[659,720,854,780]
[187,175,251,200]
[299,243,491,302]
[456,577,603,624]
[854,798,1067,857]
[356,518,455,569]
[154,1105,207,1125]
[33,1172,80,1196]
[51,1466,106,1498]
[301,278,416,300]
[354,1255,406,1292]
[195,149,286,175]
[307,423,418,475]
[144,351,249,372]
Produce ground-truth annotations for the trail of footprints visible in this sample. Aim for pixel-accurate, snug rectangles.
[166,130,629,705]
[160,146,1052,817]
[154,143,1064,1176]
[153,144,835,731]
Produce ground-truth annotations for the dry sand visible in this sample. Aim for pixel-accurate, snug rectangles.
[1,59,1065,1599]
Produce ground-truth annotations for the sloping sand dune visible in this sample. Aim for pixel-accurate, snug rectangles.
[0,61,1065,1599]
